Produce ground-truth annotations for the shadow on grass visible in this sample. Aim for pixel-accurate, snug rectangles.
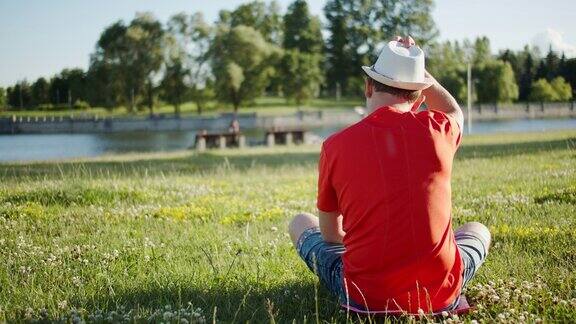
[86,281,344,323]
[0,137,573,180]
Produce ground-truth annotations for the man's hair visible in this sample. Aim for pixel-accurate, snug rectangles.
[365,74,421,103]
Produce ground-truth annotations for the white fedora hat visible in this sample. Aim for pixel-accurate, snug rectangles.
[362,41,434,91]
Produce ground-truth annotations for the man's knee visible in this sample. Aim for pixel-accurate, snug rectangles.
[288,212,319,245]
[456,221,491,250]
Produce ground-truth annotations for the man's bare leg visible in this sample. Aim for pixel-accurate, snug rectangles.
[288,212,319,246]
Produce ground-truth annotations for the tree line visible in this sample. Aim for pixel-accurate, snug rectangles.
[1,0,574,114]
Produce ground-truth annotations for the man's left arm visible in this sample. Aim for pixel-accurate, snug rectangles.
[319,210,345,244]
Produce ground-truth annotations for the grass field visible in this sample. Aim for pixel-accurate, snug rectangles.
[0,130,575,323]
[0,97,363,119]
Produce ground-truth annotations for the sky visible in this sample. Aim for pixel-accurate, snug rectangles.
[1,0,575,87]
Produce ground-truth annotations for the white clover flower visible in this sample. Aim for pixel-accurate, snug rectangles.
[58,300,68,310]
[521,294,532,301]
[417,308,424,317]
[441,311,449,317]
[72,276,82,286]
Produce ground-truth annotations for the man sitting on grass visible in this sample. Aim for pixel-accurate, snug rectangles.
[288,36,491,314]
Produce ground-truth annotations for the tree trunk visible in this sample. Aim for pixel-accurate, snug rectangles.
[174,104,180,117]
[147,81,154,116]
[196,101,203,115]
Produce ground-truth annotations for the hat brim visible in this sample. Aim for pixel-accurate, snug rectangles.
[362,66,434,91]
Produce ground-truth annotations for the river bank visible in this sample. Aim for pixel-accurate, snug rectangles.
[1,102,575,135]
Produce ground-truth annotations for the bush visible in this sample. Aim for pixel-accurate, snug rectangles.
[38,103,54,110]
[73,100,91,110]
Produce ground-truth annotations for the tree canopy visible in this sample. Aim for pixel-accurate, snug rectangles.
[4,0,576,114]
[211,25,281,112]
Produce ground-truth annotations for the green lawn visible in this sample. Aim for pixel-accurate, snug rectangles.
[0,97,363,119]
[0,131,575,323]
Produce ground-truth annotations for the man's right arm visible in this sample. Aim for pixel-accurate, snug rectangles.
[421,71,464,130]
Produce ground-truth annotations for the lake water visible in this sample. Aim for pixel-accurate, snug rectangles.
[1,118,575,162]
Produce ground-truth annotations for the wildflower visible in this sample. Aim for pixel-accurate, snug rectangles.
[58,300,68,310]
[271,226,278,232]
[521,294,532,301]
[72,276,82,286]
[24,307,34,320]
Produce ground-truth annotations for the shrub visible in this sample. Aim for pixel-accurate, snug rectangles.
[73,100,91,110]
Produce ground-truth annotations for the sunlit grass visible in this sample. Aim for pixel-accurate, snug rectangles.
[0,96,362,119]
[0,131,575,322]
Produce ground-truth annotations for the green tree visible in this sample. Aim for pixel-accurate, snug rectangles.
[281,0,324,104]
[427,41,467,102]
[31,77,51,107]
[211,25,281,113]
[159,60,189,115]
[283,0,323,53]
[282,50,323,105]
[7,81,32,109]
[529,79,557,102]
[90,13,165,114]
[550,77,572,101]
[476,60,519,104]
[0,87,6,110]
[165,12,214,115]
[218,1,283,45]
[560,58,576,94]
[324,0,438,96]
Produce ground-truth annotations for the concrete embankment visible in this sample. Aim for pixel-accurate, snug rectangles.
[0,103,574,134]
[0,111,360,134]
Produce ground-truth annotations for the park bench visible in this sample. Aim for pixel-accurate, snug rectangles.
[265,128,308,146]
[194,131,246,151]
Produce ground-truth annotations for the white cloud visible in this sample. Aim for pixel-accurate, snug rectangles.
[532,28,576,58]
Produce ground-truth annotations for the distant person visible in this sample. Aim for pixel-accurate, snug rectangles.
[229,118,240,134]
[288,36,491,314]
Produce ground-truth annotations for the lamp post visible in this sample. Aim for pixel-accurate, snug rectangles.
[467,62,472,134]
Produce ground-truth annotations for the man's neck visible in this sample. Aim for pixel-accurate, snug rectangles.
[366,93,412,114]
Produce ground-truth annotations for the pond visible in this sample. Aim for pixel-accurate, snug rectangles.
[1,118,575,162]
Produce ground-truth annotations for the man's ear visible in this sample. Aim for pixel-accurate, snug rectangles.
[364,78,373,98]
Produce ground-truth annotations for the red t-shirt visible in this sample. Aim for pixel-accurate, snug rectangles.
[317,106,463,313]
